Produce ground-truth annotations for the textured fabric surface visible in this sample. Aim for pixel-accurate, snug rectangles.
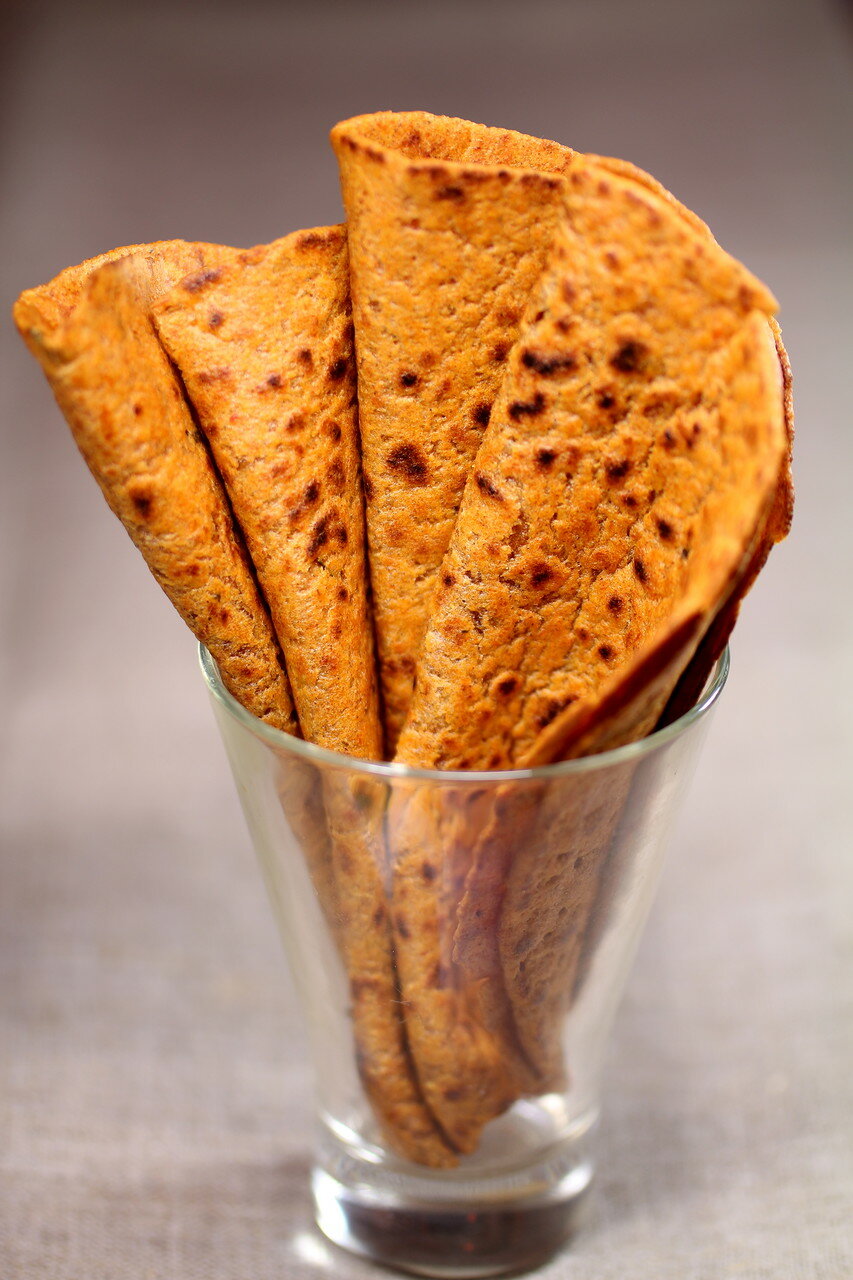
[2,0,851,1276]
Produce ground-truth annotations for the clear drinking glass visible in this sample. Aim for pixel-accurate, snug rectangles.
[200,644,728,1278]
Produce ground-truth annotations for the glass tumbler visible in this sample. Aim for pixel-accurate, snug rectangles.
[201,645,728,1278]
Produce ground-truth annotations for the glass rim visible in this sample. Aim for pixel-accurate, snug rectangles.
[199,642,729,783]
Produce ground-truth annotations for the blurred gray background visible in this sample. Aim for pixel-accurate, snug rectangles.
[1,1,851,1276]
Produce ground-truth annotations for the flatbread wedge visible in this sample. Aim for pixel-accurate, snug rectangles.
[331,110,577,748]
[14,249,297,733]
[152,226,382,761]
[396,162,783,770]
[392,160,787,1148]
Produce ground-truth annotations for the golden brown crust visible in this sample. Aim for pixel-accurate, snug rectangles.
[14,251,297,734]
[395,161,782,773]
[15,240,237,332]
[152,227,382,761]
[331,110,577,748]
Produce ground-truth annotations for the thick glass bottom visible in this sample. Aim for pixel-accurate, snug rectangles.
[313,1112,596,1278]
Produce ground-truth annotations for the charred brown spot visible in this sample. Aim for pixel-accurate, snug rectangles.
[537,696,572,729]
[521,350,577,376]
[219,606,230,624]
[488,753,504,768]
[656,518,675,540]
[598,644,614,660]
[443,1087,464,1102]
[297,348,313,367]
[208,310,224,328]
[607,595,624,613]
[328,459,346,490]
[634,557,648,584]
[436,184,465,200]
[606,459,631,481]
[508,393,546,421]
[535,447,557,469]
[395,915,410,940]
[442,572,455,588]
[610,340,648,374]
[302,481,320,506]
[421,861,437,882]
[604,250,620,269]
[328,357,348,381]
[307,515,331,557]
[491,341,510,363]
[475,472,503,500]
[265,372,282,388]
[182,268,221,293]
[286,413,305,433]
[497,675,518,696]
[472,402,491,427]
[623,494,638,508]
[326,421,342,442]
[530,562,554,587]
[297,231,328,249]
[363,473,374,501]
[132,403,143,417]
[597,390,617,411]
[561,280,577,305]
[351,976,383,1002]
[662,428,677,448]
[130,488,154,518]
[399,370,419,388]
[336,525,348,545]
[386,442,429,484]
[337,585,349,602]
[197,367,230,384]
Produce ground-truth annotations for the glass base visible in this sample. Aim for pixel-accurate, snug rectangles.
[313,1114,595,1278]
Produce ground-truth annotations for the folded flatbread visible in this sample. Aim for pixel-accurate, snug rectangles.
[14,246,297,733]
[331,110,577,748]
[152,226,382,761]
[391,159,787,1148]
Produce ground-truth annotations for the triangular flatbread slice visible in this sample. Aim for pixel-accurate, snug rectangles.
[152,226,382,761]
[331,110,577,748]
[396,163,783,770]
[391,160,786,1148]
[14,247,297,733]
